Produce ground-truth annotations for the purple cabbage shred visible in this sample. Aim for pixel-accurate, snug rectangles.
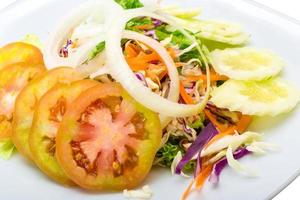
[59,39,73,58]
[209,148,251,184]
[175,123,219,175]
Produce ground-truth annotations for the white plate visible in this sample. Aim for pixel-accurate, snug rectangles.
[0,0,300,199]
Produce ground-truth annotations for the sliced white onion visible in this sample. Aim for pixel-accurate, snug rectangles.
[105,9,210,117]
[44,0,122,69]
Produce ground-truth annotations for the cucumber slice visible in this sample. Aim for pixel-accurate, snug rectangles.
[174,18,249,45]
[162,6,202,19]
[210,47,284,80]
[210,78,300,116]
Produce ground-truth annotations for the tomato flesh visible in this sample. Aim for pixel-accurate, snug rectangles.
[0,62,45,139]
[56,83,162,190]
[12,67,85,160]
[29,80,99,185]
[0,42,44,70]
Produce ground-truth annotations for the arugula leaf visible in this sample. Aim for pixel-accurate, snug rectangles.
[83,41,105,64]
[114,0,143,9]
[0,139,15,160]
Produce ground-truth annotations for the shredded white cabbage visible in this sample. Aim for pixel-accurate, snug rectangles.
[171,151,190,178]
[201,131,262,157]
[246,141,280,155]
[226,145,259,177]
[123,185,153,199]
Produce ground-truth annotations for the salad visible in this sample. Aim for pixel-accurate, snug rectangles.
[0,0,299,199]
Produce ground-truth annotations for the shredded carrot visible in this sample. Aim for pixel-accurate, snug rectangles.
[186,74,229,82]
[133,24,155,30]
[204,109,229,132]
[204,115,253,149]
[236,115,252,133]
[124,43,138,58]
[124,42,180,85]
[195,164,213,189]
[204,126,236,149]
[180,82,194,104]
[126,51,160,71]
[181,180,194,200]
[181,164,213,200]
[167,47,177,59]
[158,70,168,80]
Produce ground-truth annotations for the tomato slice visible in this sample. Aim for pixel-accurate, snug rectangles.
[0,42,44,70]
[12,67,85,160]
[29,80,99,185]
[0,62,45,140]
[56,83,162,190]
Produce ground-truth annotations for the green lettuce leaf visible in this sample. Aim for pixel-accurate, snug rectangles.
[156,139,195,172]
[115,0,143,9]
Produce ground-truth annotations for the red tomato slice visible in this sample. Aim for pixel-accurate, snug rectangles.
[0,42,44,70]
[12,67,85,160]
[56,83,162,190]
[0,62,45,140]
[29,80,99,185]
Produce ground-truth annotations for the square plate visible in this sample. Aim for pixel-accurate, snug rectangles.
[0,0,300,199]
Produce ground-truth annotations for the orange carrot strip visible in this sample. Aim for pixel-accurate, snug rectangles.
[158,70,168,80]
[125,58,149,71]
[236,115,252,133]
[124,44,138,57]
[180,82,194,104]
[186,74,229,82]
[195,164,213,189]
[204,115,253,149]
[133,24,155,30]
[204,126,236,149]
[167,47,177,59]
[181,164,213,200]
[181,180,195,200]
[204,109,229,132]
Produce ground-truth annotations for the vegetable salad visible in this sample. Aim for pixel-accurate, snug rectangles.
[0,0,299,199]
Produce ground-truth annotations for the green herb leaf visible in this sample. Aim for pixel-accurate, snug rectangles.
[155,141,195,172]
[83,41,105,64]
[156,143,182,167]
[114,0,144,9]
[189,118,204,129]
[126,17,153,32]
[155,26,191,49]
[0,139,15,160]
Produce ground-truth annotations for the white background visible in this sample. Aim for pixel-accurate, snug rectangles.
[0,0,299,199]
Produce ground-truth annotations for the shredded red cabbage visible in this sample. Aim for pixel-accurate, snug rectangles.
[177,118,193,135]
[175,123,219,175]
[209,148,251,184]
[152,18,163,27]
[144,30,158,40]
[59,39,73,58]
[135,72,148,87]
